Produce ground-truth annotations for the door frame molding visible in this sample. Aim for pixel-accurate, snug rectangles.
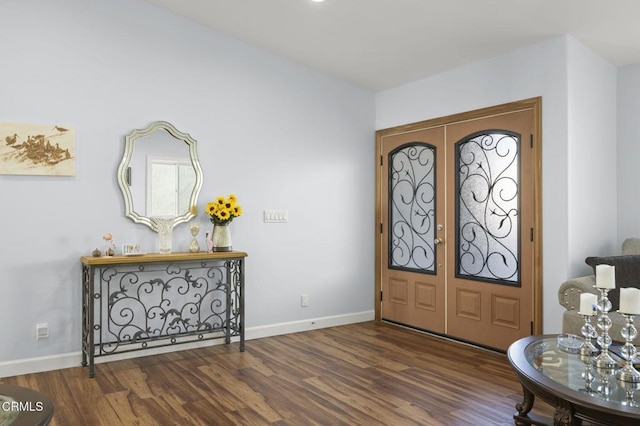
[375,97,543,335]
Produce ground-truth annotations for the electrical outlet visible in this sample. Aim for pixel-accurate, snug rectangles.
[301,294,309,307]
[36,323,49,340]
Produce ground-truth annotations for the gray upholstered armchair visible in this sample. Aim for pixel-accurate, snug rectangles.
[559,238,640,342]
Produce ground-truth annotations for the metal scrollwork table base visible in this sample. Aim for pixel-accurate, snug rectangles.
[81,251,246,378]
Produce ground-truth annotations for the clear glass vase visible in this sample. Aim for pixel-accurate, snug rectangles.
[212,223,232,252]
[152,217,175,254]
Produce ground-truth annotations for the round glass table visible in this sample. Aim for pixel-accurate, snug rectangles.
[0,385,53,426]
[508,335,640,425]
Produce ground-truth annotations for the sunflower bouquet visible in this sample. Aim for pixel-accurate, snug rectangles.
[206,194,243,225]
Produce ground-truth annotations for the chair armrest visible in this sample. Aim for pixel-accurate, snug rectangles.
[558,275,597,311]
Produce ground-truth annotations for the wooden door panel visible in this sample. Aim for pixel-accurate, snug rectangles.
[456,289,481,320]
[380,126,445,334]
[492,294,520,329]
[415,281,437,311]
[389,278,408,304]
[445,109,534,350]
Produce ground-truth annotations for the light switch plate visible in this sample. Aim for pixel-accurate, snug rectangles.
[264,210,288,223]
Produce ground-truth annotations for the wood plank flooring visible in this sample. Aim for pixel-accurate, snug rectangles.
[0,321,554,425]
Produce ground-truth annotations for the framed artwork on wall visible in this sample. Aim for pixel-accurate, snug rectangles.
[0,122,76,176]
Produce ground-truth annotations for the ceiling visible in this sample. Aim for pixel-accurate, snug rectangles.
[142,0,640,91]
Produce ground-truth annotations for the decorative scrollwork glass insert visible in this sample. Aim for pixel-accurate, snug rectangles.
[456,132,520,285]
[389,143,436,273]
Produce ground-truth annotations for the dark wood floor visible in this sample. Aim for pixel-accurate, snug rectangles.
[0,321,554,425]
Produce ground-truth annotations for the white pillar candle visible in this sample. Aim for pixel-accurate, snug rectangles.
[595,264,616,289]
[578,293,598,315]
[619,287,640,315]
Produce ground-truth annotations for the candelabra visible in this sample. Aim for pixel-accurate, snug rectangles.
[579,313,599,357]
[615,313,640,382]
[594,287,618,370]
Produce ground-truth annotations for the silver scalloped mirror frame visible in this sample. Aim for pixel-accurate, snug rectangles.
[117,121,203,232]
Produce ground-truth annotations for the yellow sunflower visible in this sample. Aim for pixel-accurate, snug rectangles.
[208,195,242,225]
[206,202,219,215]
[217,209,232,221]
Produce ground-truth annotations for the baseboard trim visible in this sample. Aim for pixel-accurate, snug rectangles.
[246,310,374,340]
[0,310,374,378]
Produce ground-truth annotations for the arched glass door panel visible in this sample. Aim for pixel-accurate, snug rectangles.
[455,131,520,285]
[389,143,437,273]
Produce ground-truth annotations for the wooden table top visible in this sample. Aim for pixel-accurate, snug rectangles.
[81,250,248,266]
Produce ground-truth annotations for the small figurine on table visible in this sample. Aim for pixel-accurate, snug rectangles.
[206,231,213,253]
[103,233,115,256]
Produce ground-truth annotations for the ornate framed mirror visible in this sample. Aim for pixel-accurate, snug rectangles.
[117,121,203,232]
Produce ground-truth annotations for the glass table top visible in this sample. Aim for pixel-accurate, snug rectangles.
[524,336,640,407]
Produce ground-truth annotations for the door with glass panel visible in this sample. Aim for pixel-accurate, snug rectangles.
[445,110,534,350]
[380,127,446,333]
[377,101,539,351]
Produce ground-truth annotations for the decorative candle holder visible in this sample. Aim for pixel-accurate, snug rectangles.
[615,313,640,383]
[579,313,600,357]
[579,354,596,395]
[594,287,618,370]
[598,368,614,400]
[620,380,640,407]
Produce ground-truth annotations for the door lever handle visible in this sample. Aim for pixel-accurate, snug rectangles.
[434,238,444,245]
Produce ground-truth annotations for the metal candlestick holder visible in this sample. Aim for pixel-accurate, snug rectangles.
[579,353,597,395]
[579,312,600,357]
[616,313,640,383]
[594,287,618,370]
[598,368,614,400]
[621,380,640,407]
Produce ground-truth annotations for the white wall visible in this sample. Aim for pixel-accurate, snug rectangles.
[0,0,375,373]
[617,64,640,241]
[566,37,618,273]
[376,35,618,334]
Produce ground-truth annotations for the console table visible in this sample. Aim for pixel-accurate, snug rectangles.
[508,335,640,425]
[81,251,246,378]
